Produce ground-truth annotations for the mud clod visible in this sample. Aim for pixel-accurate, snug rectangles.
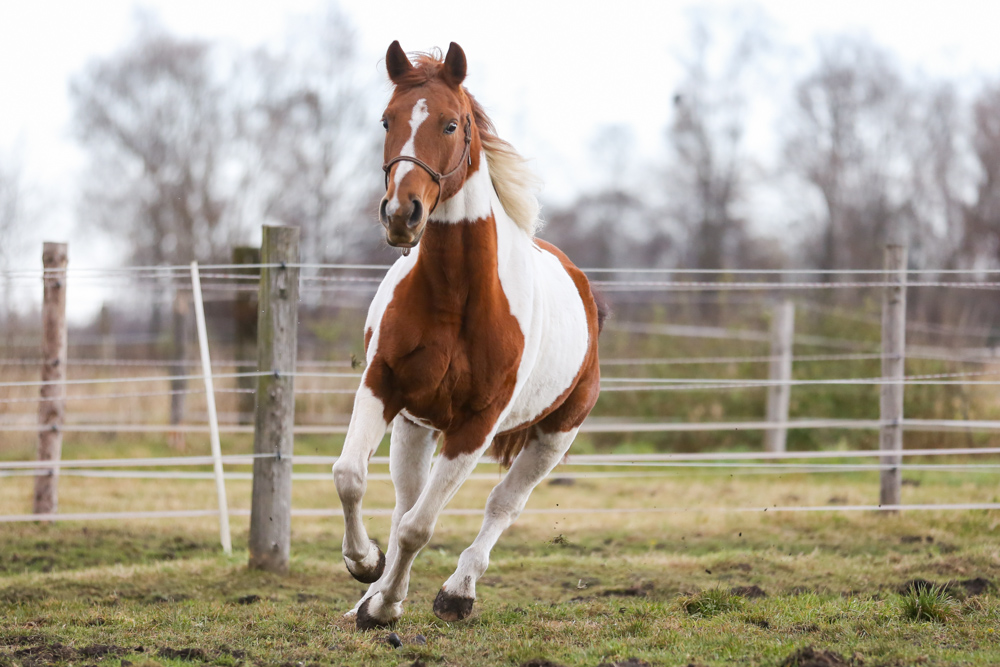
[896,577,993,598]
[386,632,403,648]
[730,585,767,599]
[779,646,858,667]
[597,659,651,667]
[158,647,208,660]
[236,594,262,604]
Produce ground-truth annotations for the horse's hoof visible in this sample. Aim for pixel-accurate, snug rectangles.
[344,539,385,584]
[356,596,397,631]
[433,588,475,621]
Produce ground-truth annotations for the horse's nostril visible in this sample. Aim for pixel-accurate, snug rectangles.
[408,199,423,228]
[379,198,390,227]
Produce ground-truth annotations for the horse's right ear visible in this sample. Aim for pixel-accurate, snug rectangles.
[386,41,413,84]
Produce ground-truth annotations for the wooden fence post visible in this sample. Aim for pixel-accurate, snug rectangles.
[764,299,795,452]
[34,242,68,517]
[249,226,300,573]
[880,244,907,510]
[233,246,260,425]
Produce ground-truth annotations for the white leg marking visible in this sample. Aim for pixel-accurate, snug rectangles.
[442,428,579,601]
[332,383,389,563]
[362,432,496,623]
[386,98,429,216]
[347,417,437,616]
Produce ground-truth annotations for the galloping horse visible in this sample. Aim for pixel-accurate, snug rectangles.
[332,41,605,630]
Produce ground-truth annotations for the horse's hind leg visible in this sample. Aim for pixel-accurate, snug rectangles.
[433,427,578,621]
[346,416,437,617]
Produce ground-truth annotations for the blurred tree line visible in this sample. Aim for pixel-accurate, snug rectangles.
[3,6,1000,331]
[67,7,389,268]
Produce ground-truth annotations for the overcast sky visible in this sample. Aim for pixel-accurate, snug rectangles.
[3,0,1000,277]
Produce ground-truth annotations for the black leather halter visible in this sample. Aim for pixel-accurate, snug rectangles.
[382,114,473,214]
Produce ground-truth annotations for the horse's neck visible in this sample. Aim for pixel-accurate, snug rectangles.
[415,157,523,304]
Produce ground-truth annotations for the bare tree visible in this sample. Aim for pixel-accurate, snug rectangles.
[963,80,1000,266]
[0,155,24,271]
[70,17,242,267]
[908,83,970,269]
[0,154,27,344]
[783,35,915,273]
[665,9,771,271]
[234,6,383,264]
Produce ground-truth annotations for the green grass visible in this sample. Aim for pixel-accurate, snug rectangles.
[680,588,744,618]
[2,471,999,666]
[899,584,961,623]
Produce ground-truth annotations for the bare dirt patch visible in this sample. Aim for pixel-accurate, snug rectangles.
[779,645,858,667]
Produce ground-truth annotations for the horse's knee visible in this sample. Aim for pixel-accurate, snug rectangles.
[397,515,433,553]
[333,460,365,504]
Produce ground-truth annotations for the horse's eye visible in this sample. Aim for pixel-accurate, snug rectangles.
[444,121,458,135]
[381,118,389,131]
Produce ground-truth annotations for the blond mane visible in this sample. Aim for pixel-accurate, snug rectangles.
[468,94,542,236]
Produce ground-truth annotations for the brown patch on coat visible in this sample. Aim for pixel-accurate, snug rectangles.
[365,214,524,457]
[370,43,601,464]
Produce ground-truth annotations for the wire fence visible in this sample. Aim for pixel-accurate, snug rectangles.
[3,255,1000,533]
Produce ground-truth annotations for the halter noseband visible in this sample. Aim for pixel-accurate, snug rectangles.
[382,114,473,214]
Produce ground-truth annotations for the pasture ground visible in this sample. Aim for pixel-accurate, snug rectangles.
[1,454,999,667]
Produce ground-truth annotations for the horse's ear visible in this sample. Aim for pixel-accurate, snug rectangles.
[386,40,413,84]
[443,42,467,87]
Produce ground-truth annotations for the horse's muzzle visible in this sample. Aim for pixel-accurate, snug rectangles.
[380,196,426,247]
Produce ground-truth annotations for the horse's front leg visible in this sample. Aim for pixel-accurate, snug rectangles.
[354,422,494,630]
[332,383,393,584]
[347,415,437,617]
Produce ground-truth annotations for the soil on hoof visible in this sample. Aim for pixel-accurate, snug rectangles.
[355,597,396,631]
[433,588,475,621]
[344,540,385,584]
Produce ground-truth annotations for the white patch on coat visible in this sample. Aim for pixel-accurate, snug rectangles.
[428,151,493,223]
[491,187,589,433]
[364,247,420,364]
[385,98,428,217]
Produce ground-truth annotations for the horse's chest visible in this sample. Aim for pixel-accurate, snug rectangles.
[378,315,523,430]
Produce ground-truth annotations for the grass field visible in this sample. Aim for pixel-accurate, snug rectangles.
[3,301,1000,665]
[1,458,999,667]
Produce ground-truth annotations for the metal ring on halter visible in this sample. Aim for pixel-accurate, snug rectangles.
[382,114,473,214]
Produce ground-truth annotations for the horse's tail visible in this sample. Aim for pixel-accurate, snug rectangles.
[490,427,533,469]
[592,287,610,334]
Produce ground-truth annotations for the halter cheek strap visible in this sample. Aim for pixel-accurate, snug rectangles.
[382,114,473,214]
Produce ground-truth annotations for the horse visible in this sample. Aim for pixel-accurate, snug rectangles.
[332,40,605,630]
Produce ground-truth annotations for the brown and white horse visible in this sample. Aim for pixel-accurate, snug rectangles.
[332,41,604,630]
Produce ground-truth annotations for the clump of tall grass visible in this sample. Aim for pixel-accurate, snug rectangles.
[680,588,744,618]
[900,585,959,623]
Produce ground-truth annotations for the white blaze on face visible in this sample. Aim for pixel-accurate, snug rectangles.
[385,98,429,217]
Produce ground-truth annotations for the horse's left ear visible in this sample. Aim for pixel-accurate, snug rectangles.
[443,42,467,87]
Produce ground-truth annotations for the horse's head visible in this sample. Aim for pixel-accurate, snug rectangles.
[379,41,477,248]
